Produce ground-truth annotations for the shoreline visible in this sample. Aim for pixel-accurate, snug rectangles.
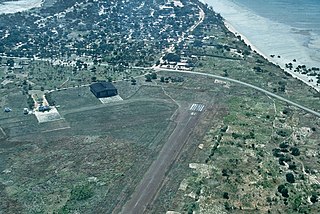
[223,20,320,93]
[0,0,43,14]
[201,0,320,93]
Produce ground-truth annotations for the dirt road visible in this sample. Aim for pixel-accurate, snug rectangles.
[155,68,320,118]
[120,104,204,214]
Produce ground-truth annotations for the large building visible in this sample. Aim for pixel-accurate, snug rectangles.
[90,82,118,98]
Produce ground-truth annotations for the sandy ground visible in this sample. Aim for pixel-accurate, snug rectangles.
[0,0,43,14]
[99,95,123,104]
[224,21,320,92]
[34,107,62,123]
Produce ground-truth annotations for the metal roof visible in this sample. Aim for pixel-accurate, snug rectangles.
[90,81,117,93]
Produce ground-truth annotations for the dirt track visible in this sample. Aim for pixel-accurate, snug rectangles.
[119,105,203,214]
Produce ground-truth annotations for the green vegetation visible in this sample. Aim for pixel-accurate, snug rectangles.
[0,0,319,213]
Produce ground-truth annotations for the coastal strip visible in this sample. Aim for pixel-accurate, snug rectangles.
[224,20,320,93]
[203,0,320,92]
[0,0,43,14]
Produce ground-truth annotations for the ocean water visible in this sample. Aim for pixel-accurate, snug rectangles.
[203,0,320,68]
[0,0,43,14]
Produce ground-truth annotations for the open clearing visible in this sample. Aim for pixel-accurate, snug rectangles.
[0,84,179,213]
[34,107,62,123]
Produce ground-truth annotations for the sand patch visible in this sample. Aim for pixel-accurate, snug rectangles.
[34,107,62,123]
[99,95,123,104]
[189,163,215,178]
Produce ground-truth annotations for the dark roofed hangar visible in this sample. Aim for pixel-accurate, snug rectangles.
[90,82,118,98]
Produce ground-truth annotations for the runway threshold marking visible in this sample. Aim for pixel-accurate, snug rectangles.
[190,103,205,112]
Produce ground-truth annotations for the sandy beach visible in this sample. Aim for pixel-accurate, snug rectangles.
[224,20,320,92]
[224,20,320,93]
[0,0,43,14]
[203,0,320,92]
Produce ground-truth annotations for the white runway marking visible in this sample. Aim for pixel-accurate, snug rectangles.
[42,126,71,133]
[189,104,205,112]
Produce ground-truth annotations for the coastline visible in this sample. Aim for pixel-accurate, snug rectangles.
[0,0,43,14]
[202,0,320,93]
[224,20,320,93]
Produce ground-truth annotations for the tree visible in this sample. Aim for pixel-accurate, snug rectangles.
[222,169,229,176]
[150,72,157,79]
[224,201,232,211]
[71,184,94,201]
[163,53,180,62]
[278,184,289,198]
[290,147,300,156]
[91,76,97,82]
[27,95,34,109]
[286,173,295,183]
[311,194,318,203]
[145,74,152,82]
[131,78,137,85]
[160,76,165,82]
[223,192,229,199]
[6,58,14,67]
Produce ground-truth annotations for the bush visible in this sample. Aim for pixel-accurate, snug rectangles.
[27,95,35,109]
[278,184,289,198]
[289,163,297,170]
[224,201,232,211]
[220,126,228,133]
[150,72,157,79]
[222,169,229,176]
[286,173,295,183]
[276,129,290,137]
[272,148,283,158]
[145,74,152,82]
[311,194,318,203]
[223,192,229,199]
[163,53,181,62]
[279,155,291,165]
[290,147,300,156]
[131,78,137,85]
[279,142,289,148]
[70,184,94,201]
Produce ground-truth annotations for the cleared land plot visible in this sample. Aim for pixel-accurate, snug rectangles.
[34,107,62,123]
[99,95,123,104]
[0,99,177,213]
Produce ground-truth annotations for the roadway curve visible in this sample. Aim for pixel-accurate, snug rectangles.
[155,68,320,118]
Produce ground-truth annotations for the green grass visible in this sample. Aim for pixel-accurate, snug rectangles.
[0,94,177,213]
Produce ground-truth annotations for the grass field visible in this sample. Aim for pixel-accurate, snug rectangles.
[0,84,178,213]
